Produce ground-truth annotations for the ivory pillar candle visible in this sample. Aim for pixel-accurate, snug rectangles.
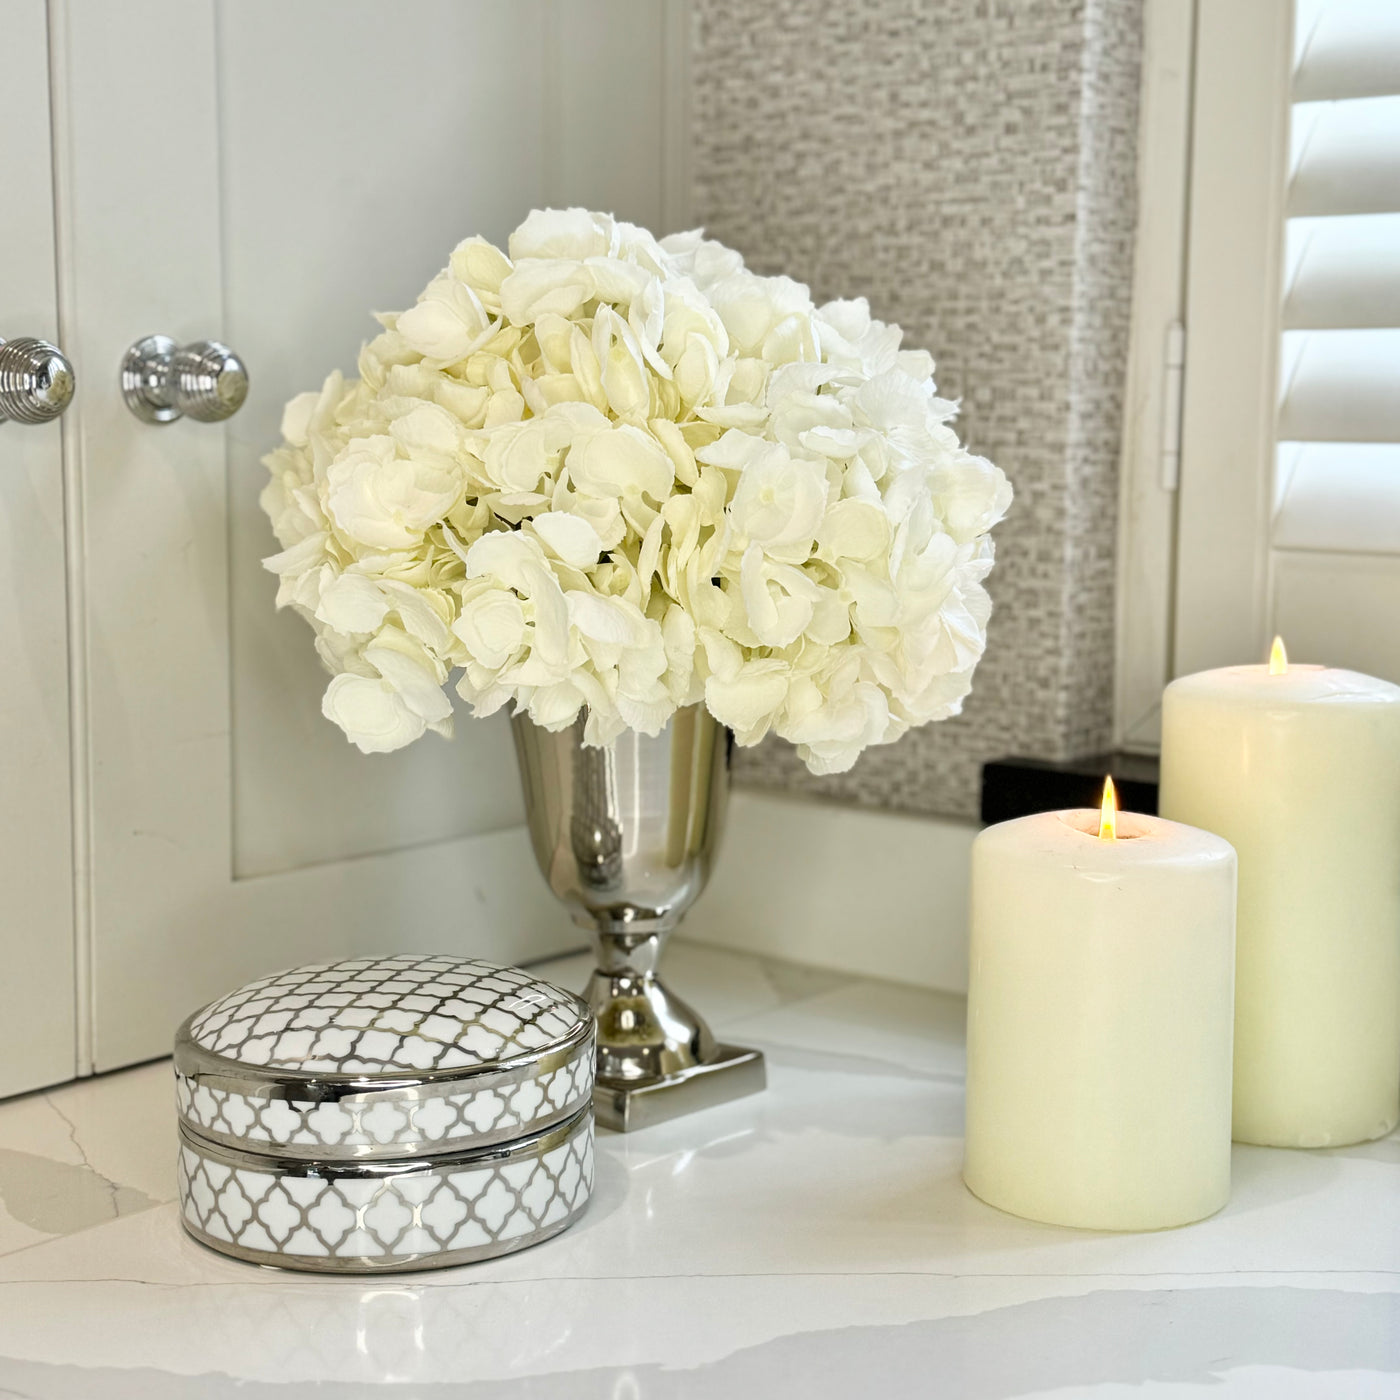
[1160,649,1400,1148]
[963,796,1237,1231]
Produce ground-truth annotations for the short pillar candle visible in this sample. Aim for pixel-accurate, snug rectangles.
[1160,644,1400,1147]
[963,792,1237,1231]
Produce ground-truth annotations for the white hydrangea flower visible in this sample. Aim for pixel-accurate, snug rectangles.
[261,208,1012,773]
[324,435,463,550]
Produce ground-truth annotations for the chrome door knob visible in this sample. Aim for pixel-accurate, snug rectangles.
[0,336,76,425]
[121,335,248,424]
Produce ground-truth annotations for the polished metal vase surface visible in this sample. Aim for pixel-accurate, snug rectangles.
[512,706,765,1131]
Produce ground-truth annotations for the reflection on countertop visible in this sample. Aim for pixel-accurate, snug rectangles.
[0,942,1395,1398]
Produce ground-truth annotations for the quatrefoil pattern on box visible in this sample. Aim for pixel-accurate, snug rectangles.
[174,1052,593,1155]
[178,1116,594,1270]
[187,955,589,1075]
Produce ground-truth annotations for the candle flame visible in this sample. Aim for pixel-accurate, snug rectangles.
[1269,635,1288,675]
[1098,776,1117,842]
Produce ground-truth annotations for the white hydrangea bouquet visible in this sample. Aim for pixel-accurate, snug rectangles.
[261,209,1011,775]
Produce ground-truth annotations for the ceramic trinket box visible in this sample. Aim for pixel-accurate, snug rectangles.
[174,954,594,1272]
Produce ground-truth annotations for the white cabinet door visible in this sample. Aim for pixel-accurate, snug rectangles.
[52,0,685,1072]
[0,0,78,1096]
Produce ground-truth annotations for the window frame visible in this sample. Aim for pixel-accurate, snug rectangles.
[1114,0,1295,747]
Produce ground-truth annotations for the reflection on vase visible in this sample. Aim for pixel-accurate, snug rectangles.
[513,705,765,1131]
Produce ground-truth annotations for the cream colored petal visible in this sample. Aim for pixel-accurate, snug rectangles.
[450,235,512,293]
[531,511,605,569]
[314,571,388,634]
[499,259,592,324]
[263,531,328,582]
[569,424,675,502]
[565,591,651,647]
[526,680,587,730]
[321,674,426,754]
[453,589,527,670]
[817,498,891,562]
[509,208,613,260]
[365,642,453,725]
[704,662,790,745]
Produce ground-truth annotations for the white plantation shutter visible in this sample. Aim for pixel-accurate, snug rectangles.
[1272,0,1400,679]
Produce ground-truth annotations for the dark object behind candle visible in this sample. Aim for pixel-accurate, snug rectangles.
[980,752,1160,826]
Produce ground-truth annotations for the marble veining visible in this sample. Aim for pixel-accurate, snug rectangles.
[0,1148,155,1241]
[0,943,1393,1398]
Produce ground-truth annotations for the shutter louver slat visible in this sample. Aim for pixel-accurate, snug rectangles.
[1287,95,1400,216]
[1277,328,1400,442]
[1283,214,1400,328]
[1293,0,1400,101]
[1274,442,1400,553]
[1271,551,1400,683]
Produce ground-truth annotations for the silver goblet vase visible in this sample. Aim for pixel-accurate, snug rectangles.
[512,704,766,1132]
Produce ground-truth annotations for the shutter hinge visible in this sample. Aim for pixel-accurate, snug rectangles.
[1160,320,1185,491]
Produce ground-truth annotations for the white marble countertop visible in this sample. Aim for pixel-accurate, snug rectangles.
[0,942,1395,1397]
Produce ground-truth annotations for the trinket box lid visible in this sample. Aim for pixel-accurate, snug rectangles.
[174,955,594,1162]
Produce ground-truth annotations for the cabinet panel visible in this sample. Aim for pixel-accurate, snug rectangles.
[0,0,77,1095]
[57,0,677,1070]
[218,2,548,877]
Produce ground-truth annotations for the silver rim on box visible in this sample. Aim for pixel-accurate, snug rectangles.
[178,1105,594,1274]
[174,1013,595,1161]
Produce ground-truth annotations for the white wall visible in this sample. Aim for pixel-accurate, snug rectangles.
[685,792,977,995]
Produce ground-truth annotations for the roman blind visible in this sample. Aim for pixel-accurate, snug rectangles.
[1271,0,1400,676]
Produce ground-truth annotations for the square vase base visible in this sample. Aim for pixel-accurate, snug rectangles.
[593,1045,766,1132]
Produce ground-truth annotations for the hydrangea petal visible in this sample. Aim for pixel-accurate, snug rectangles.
[322,674,426,754]
[531,511,604,568]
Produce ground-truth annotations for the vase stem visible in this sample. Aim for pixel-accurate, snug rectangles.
[592,925,669,978]
[512,706,765,1131]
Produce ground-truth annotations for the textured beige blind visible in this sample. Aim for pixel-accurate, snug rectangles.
[1275,0,1400,557]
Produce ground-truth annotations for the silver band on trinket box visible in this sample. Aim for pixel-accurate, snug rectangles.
[174,1018,594,1161]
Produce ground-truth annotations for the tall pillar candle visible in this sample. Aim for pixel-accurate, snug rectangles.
[1160,652,1400,1147]
[964,799,1237,1231]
